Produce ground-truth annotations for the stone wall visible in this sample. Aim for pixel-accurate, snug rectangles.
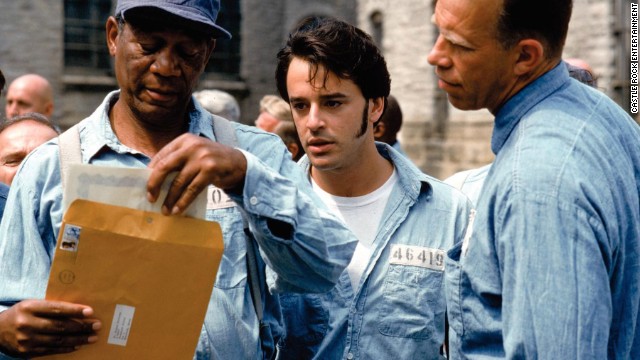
[0,1,64,123]
[240,0,356,124]
[357,0,621,179]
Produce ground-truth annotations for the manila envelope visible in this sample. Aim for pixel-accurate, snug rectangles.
[45,199,223,359]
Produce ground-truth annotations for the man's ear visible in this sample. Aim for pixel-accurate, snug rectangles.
[44,102,54,118]
[373,121,386,139]
[513,39,545,76]
[287,142,300,160]
[369,97,385,123]
[106,16,119,56]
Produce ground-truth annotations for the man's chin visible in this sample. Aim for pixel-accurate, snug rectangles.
[132,105,186,127]
[308,155,337,172]
[447,95,482,111]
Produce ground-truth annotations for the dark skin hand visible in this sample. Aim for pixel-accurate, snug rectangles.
[147,133,247,215]
[0,300,100,358]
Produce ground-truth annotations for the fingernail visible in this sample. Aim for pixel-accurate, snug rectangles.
[171,206,180,215]
[88,336,98,343]
[82,308,94,316]
[92,322,102,331]
[147,192,155,203]
[162,205,170,216]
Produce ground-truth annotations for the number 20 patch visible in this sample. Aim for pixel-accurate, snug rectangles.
[389,244,445,271]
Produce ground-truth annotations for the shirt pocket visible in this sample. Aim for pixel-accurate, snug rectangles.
[377,264,445,340]
[208,207,248,289]
[279,293,329,348]
[444,241,464,337]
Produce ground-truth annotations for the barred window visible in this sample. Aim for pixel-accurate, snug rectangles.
[63,0,241,80]
[204,1,242,80]
[370,11,383,49]
[64,0,112,76]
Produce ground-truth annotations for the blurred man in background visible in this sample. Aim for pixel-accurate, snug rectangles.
[5,74,54,119]
[255,94,292,132]
[193,89,241,122]
[373,94,405,155]
[0,112,59,186]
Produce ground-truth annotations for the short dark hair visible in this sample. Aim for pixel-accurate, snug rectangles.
[0,112,60,135]
[378,95,403,138]
[496,0,572,59]
[275,16,391,105]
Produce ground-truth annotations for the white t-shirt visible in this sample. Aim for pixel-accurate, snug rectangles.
[311,169,398,291]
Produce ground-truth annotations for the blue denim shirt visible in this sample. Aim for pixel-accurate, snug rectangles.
[445,63,640,359]
[0,183,8,221]
[0,91,358,360]
[278,143,472,360]
[444,163,491,206]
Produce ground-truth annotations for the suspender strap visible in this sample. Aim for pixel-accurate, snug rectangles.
[58,124,82,210]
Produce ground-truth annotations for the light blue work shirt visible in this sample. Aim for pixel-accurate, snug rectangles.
[444,163,492,205]
[446,63,640,359]
[278,143,472,360]
[0,183,7,222]
[391,140,407,157]
[0,91,358,360]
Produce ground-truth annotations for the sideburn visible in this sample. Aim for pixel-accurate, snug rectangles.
[355,100,369,138]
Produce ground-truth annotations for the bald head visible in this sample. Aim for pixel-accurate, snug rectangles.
[0,113,59,185]
[5,74,54,119]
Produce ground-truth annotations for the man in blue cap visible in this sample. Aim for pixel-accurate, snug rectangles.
[0,1,357,358]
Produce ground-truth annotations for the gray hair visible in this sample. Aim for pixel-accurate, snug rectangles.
[193,89,241,122]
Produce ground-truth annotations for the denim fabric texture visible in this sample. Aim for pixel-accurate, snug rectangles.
[0,91,358,360]
[444,163,491,206]
[277,143,472,360]
[0,183,7,222]
[446,63,640,359]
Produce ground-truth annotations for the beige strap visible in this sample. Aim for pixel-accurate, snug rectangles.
[58,124,82,209]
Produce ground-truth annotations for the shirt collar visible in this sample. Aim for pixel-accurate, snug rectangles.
[79,91,215,163]
[491,61,570,155]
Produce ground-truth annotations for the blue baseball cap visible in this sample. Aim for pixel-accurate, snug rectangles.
[115,0,232,39]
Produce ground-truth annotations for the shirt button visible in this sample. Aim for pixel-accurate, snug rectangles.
[249,196,258,205]
[346,353,354,360]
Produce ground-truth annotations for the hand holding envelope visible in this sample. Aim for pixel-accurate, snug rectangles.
[43,164,224,360]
